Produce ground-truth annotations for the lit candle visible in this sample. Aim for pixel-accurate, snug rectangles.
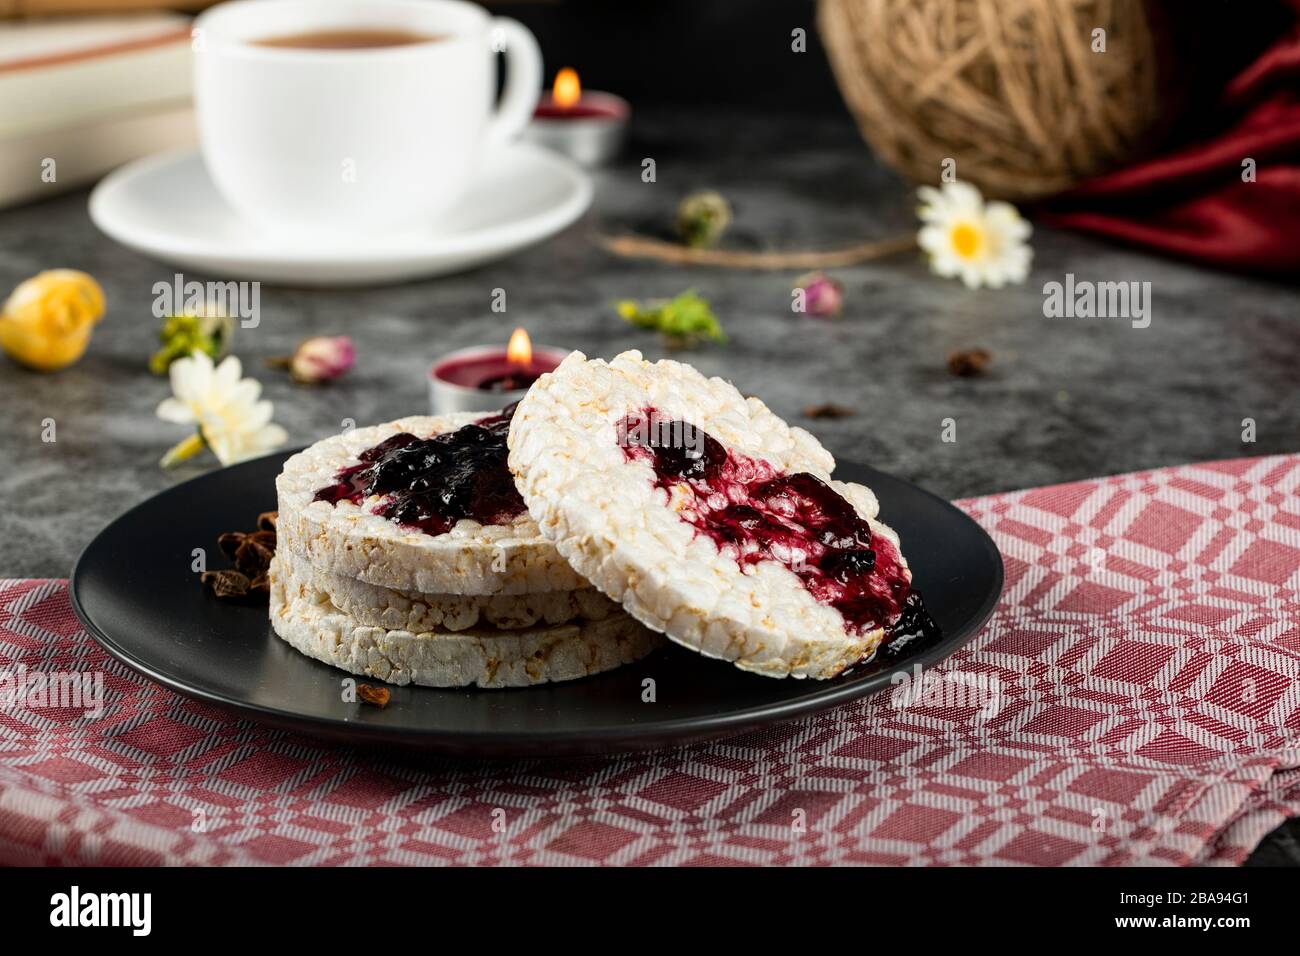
[428,328,568,414]
[525,67,629,167]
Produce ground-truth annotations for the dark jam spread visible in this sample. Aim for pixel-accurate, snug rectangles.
[313,405,525,536]
[618,410,939,650]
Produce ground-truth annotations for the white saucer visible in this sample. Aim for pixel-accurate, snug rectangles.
[88,143,593,285]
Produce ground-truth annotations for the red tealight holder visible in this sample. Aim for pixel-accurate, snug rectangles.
[428,328,568,414]
[524,67,628,166]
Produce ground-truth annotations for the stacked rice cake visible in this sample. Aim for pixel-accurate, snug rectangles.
[270,352,930,688]
[507,350,931,680]
[269,412,663,688]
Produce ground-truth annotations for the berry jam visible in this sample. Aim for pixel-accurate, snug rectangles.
[618,410,940,650]
[313,405,525,536]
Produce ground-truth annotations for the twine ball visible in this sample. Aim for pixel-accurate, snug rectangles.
[818,0,1170,201]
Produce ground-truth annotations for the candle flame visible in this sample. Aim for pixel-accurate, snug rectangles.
[506,327,533,367]
[553,67,581,109]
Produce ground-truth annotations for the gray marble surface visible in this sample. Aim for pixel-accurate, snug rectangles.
[1,108,1296,860]
[5,109,1296,578]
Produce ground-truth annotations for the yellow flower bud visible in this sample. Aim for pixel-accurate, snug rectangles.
[0,269,106,371]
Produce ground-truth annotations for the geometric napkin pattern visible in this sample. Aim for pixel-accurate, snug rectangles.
[1,454,1297,865]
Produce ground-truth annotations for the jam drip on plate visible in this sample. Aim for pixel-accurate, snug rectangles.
[618,410,939,649]
[313,404,525,536]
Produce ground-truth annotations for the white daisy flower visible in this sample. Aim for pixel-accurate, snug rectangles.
[917,181,1033,289]
[157,351,288,467]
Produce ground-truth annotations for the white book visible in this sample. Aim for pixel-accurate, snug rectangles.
[0,13,193,139]
[0,101,195,209]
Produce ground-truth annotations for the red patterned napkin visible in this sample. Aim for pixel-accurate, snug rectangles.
[1,455,1298,866]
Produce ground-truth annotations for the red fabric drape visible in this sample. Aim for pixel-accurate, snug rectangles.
[1041,1,1300,277]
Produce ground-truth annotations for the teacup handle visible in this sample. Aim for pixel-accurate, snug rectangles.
[486,18,542,146]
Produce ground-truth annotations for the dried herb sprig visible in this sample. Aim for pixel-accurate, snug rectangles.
[616,290,726,349]
[150,313,234,375]
[674,190,732,249]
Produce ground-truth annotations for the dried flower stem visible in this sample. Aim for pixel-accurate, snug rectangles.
[598,233,916,270]
[160,432,205,468]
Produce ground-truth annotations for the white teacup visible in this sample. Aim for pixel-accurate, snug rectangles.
[192,0,542,237]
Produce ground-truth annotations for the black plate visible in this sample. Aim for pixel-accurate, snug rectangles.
[70,452,1003,757]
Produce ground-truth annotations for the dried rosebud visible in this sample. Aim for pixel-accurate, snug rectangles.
[1,269,106,372]
[357,684,390,708]
[794,272,843,318]
[674,190,732,249]
[947,347,993,377]
[257,510,278,533]
[278,335,355,385]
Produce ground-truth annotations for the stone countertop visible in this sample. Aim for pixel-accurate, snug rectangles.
[1,108,1296,861]
[6,109,1296,576]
